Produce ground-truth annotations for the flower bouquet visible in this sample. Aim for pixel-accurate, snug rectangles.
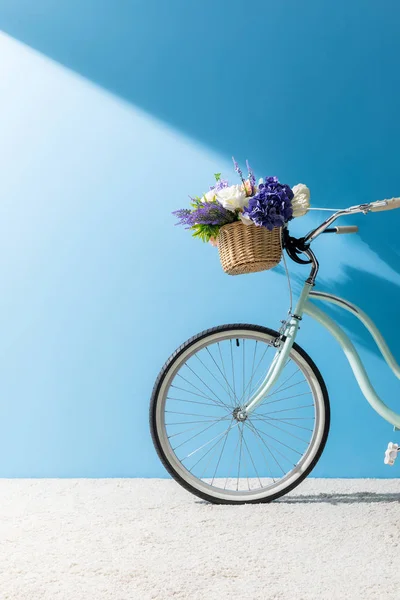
[173,159,310,275]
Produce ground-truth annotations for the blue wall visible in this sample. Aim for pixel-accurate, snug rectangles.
[0,0,399,477]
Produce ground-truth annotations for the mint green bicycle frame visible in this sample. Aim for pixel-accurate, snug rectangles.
[242,197,400,429]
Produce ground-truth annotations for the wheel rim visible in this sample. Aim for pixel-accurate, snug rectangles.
[155,329,326,502]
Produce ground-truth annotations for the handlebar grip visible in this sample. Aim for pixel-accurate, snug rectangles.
[335,226,359,234]
[369,197,400,212]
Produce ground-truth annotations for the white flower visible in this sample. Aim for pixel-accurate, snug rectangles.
[216,184,248,212]
[239,212,253,226]
[203,189,216,202]
[292,183,310,217]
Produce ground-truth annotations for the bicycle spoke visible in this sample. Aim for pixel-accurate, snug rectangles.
[237,344,271,406]
[268,368,301,396]
[249,420,303,456]
[217,342,235,407]
[252,415,314,432]
[166,410,229,418]
[167,396,230,409]
[172,415,232,451]
[230,339,237,403]
[244,357,292,406]
[248,424,297,469]
[166,418,231,425]
[183,421,239,460]
[242,339,246,403]
[246,340,258,405]
[256,391,312,408]
[190,420,237,473]
[246,420,285,476]
[261,404,315,416]
[239,427,251,491]
[242,431,251,492]
[266,378,308,400]
[199,435,229,481]
[206,346,237,407]
[194,352,233,406]
[211,417,234,485]
[250,414,311,444]
[168,423,218,439]
[173,377,228,409]
[247,419,298,469]
[185,364,232,410]
[224,432,241,490]
[241,426,263,488]
[237,424,244,491]
[235,374,308,417]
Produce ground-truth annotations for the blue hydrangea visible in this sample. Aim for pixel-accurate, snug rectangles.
[243,177,294,230]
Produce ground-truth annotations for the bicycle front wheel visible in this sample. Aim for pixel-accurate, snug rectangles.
[150,324,330,504]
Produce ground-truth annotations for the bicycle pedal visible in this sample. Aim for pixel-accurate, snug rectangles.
[384,442,399,466]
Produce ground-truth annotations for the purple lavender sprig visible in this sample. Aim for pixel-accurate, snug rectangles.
[172,208,192,225]
[246,160,256,189]
[232,156,246,186]
[173,201,236,229]
[209,178,230,193]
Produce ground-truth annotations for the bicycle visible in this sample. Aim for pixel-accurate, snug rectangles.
[150,197,400,504]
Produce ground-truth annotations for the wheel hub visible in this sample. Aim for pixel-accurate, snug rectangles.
[233,407,248,422]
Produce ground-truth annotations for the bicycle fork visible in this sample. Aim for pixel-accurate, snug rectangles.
[238,284,313,419]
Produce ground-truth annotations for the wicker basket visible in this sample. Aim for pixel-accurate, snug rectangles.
[218,222,282,275]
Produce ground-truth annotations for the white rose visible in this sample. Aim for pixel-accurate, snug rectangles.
[292,183,310,217]
[239,212,253,226]
[203,189,216,202]
[216,184,248,212]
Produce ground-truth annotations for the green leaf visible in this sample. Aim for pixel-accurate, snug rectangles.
[190,223,220,243]
[214,173,221,182]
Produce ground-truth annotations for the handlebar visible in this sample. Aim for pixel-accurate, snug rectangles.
[285,196,399,285]
[368,197,400,212]
[304,197,400,243]
[327,225,359,235]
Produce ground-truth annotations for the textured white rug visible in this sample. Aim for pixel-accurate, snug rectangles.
[0,479,399,599]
